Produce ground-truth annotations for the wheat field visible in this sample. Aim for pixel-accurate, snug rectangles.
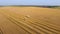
[0,7,60,34]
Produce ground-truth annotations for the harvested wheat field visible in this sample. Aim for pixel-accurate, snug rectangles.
[0,7,60,34]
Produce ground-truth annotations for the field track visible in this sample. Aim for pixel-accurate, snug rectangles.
[0,7,60,34]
